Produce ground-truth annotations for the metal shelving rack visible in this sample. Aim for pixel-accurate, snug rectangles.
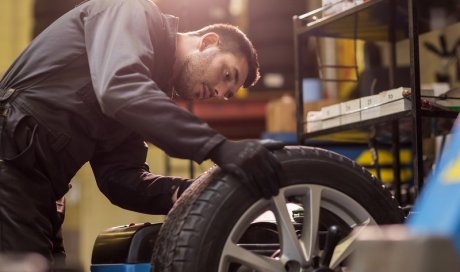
[293,0,458,202]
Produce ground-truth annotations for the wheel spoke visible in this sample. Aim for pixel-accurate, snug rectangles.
[271,193,306,265]
[329,218,372,268]
[222,242,284,272]
[220,183,385,272]
[301,186,323,260]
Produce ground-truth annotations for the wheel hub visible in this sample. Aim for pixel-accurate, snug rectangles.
[285,260,301,271]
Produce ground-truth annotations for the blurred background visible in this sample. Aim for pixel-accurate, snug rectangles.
[1,0,460,269]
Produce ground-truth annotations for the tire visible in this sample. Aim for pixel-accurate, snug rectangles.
[152,146,405,272]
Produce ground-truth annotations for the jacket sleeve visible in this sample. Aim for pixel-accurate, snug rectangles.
[90,133,190,215]
[83,0,225,163]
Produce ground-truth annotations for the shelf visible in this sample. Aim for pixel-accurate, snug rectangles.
[304,109,458,139]
[304,110,411,138]
[294,0,460,197]
[294,0,443,42]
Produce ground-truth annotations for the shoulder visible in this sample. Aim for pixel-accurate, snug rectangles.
[79,0,163,20]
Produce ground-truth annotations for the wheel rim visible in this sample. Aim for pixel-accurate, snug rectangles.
[218,184,378,272]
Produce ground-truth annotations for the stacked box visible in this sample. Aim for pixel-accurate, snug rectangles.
[379,87,411,116]
[306,111,323,132]
[322,0,358,17]
[309,87,412,132]
[320,103,341,129]
[360,94,381,120]
[265,95,296,132]
[380,87,408,102]
[421,83,450,98]
[340,98,361,125]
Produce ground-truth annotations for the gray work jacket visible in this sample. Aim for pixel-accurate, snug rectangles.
[0,0,225,214]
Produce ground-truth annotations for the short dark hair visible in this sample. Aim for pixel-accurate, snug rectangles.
[192,24,260,88]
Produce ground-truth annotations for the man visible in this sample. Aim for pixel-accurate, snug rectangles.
[0,0,283,262]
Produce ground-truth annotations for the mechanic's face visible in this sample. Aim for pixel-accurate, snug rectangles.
[174,48,249,100]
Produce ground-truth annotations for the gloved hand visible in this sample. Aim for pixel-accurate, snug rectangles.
[259,139,286,151]
[172,179,194,203]
[177,179,193,198]
[208,139,285,199]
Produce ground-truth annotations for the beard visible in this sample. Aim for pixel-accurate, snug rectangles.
[173,49,218,99]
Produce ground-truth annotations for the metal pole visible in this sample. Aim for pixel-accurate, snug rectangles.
[408,0,424,193]
[293,16,305,144]
[389,0,402,203]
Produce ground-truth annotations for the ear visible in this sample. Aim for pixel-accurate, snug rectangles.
[198,32,220,51]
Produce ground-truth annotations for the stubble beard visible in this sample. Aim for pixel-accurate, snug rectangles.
[173,50,217,100]
[173,54,194,99]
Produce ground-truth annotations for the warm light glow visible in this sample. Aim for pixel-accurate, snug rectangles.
[229,0,245,17]
[235,87,249,98]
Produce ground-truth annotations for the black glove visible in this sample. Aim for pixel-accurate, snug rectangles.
[259,139,286,151]
[177,179,193,198]
[208,139,284,199]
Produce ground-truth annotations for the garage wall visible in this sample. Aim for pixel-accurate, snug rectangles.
[0,0,33,76]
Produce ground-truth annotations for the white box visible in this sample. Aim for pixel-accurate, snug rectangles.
[322,0,355,17]
[306,111,323,132]
[340,98,361,114]
[421,83,450,97]
[321,103,341,120]
[306,111,323,122]
[306,121,322,132]
[361,94,381,109]
[360,94,381,120]
[322,116,341,129]
[340,98,361,124]
[379,87,410,103]
[378,87,411,116]
[340,112,361,125]
[380,99,411,116]
[361,107,380,120]
[320,103,341,129]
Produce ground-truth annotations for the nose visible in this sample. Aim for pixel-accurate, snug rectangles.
[213,88,232,100]
[214,82,235,99]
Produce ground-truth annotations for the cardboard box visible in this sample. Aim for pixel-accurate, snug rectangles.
[265,94,296,132]
[266,97,342,133]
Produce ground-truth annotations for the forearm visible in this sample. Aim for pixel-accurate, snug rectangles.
[96,170,190,215]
